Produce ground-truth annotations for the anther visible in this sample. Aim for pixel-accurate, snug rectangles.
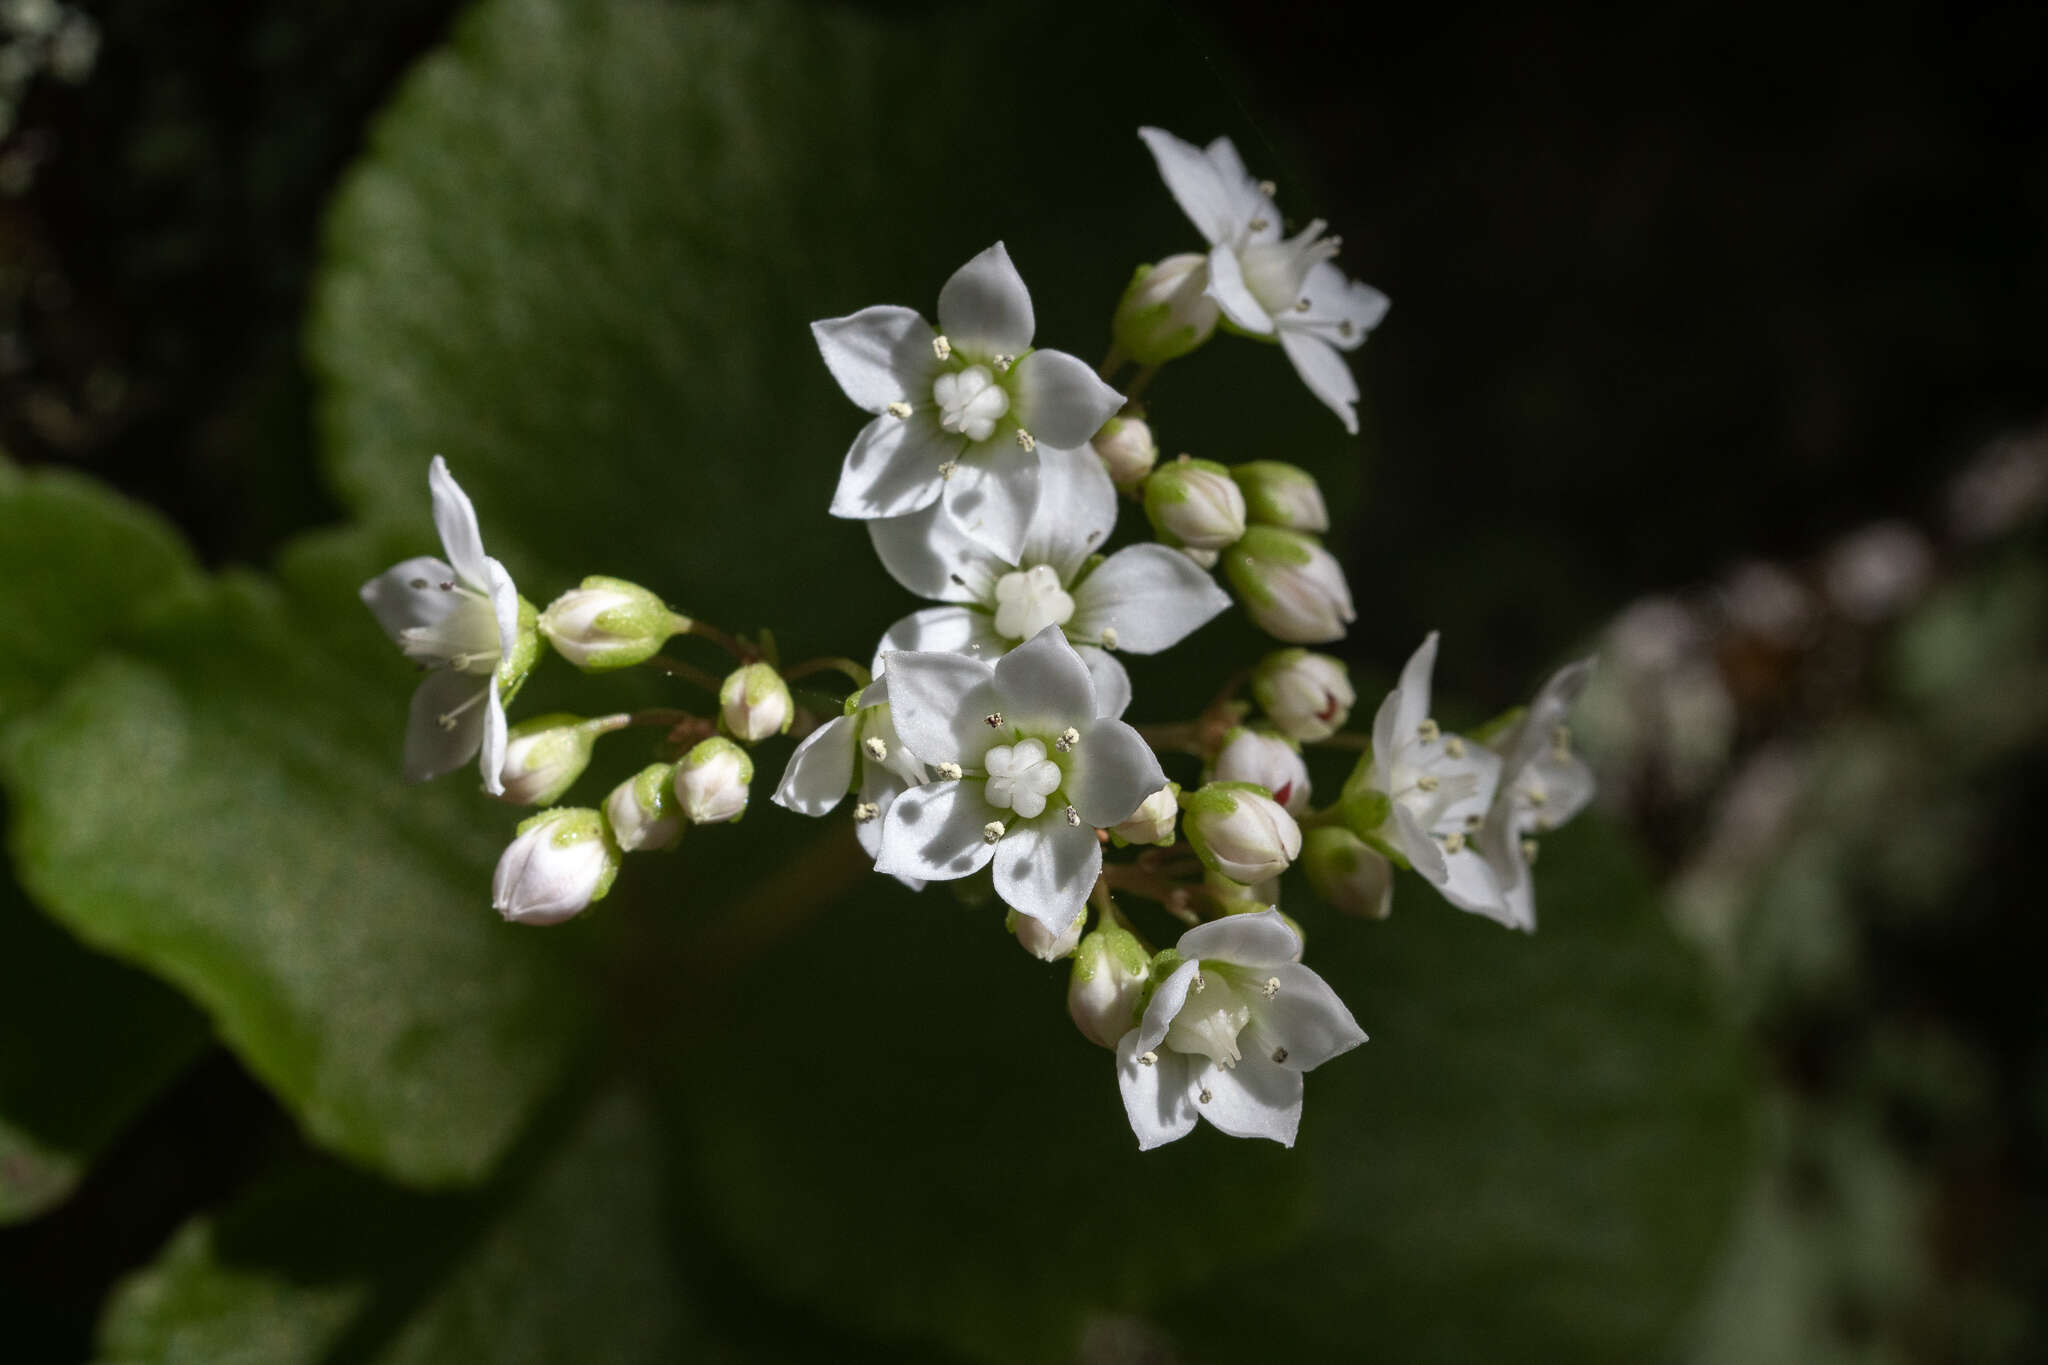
[1295,298,1311,312]
[1198,1088,1213,1105]
[1015,428,1035,451]
[1192,973,1207,994]
[439,580,456,591]
[1272,1047,1289,1064]
[1338,319,1355,338]
[1138,1050,1157,1067]
[1551,724,1572,757]
[1464,812,1483,830]
[1527,788,1548,807]
[886,400,912,418]
[993,353,1014,372]
[1442,831,1466,855]
[1248,217,1269,232]
[1416,775,1439,792]
[1262,976,1280,999]
[1521,838,1540,864]
[982,820,1006,844]
[949,573,967,586]
[1064,806,1081,827]
[932,334,952,361]
[1257,179,1276,197]
[1055,726,1080,752]
[938,460,958,481]
[935,761,963,781]
[1417,718,1441,743]
[984,712,1004,728]
[409,577,430,590]
[851,802,879,823]
[1445,736,1466,759]
[1099,627,1119,650]
[863,736,888,761]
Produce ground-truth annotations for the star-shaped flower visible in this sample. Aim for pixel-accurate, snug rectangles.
[1475,660,1597,931]
[359,457,535,794]
[1116,909,1365,1150]
[866,445,1229,717]
[1137,127,1390,434]
[813,243,1126,560]
[875,627,1165,930]
[771,675,929,877]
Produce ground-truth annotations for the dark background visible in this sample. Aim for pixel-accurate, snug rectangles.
[2,0,2044,1359]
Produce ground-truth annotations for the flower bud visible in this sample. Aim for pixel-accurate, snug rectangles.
[1251,649,1355,742]
[1008,907,1085,962]
[1111,253,1220,366]
[603,762,683,852]
[1067,918,1152,1048]
[493,712,629,806]
[1091,416,1158,491]
[1231,461,1329,533]
[719,663,793,742]
[675,737,753,824]
[1181,781,1303,884]
[538,575,687,672]
[1144,456,1246,551]
[1110,782,1180,846]
[1224,527,1355,644]
[1302,827,1394,919]
[491,807,620,926]
[1210,727,1310,815]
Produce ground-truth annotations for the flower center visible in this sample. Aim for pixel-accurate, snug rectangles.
[1390,736,1481,830]
[982,737,1063,820]
[1166,969,1254,1068]
[932,364,1010,443]
[991,564,1076,641]
[1238,218,1342,317]
[398,591,503,675]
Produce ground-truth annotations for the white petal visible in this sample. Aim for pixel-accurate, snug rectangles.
[1373,632,1439,763]
[1478,813,1537,932]
[1295,262,1389,352]
[874,781,998,883]
[772,714,858,815]
[1390,803,1449,884]
[1502,659,1595,777]
[1194,1051,1303,1146]
[1206,244,1274,334]
[1008,349,1124,449]
[483,556,520,662]
[1116,1031,1199,1151]
[854,765,915,871]
[427,456,491,589]
[830,414,955,523]
[360,555,461,642]
[1175,908,1301,969]
[1069,545,1230,654]
[1138,126,1240,246]
[1253,963,1367,1070]
[876,649,1000,768]
[1202,136,1280,241]
[811,305,938,413]
[402,669,487,783]
[1063,718,1165,829]
[935,242,1035,359]
[991,625,1095,731]
[1433,738,1503,833]
[1429,840,1505,919]
[868,503,1008,604]
[992,818,1102,931]
[1531,754,1597,828]
[1134,960,1202,1055]
[478,678,508,796]
[1278,329,1360,435]
[870,607,1005,677]
[1076,646,1131,721]
[1015,445,1117,583]
[941,437,1039,562]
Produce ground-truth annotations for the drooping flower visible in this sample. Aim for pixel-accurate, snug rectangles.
[1223,526,1355,644]
[1182,782,1302,884]
[675,738,752,824]
[1137,127,1390,434]
[874,627,1165,931]
[1475,660,1597,931]
[359,456,537,794]
[1116,910,1365,1150]
[772,676,929,875]
[868,445,1229,718]
[492,807,620,926]
[813,243,1126,560]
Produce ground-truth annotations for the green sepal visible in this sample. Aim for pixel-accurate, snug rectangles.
[496,595,543,697]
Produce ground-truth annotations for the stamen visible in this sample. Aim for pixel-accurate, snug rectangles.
[1551,724,1572,758]
[851,802,879,823]
[1445,736,1467,758]
[982,820,1006,844]
[1064,806,1081,827]
[409,577,429,589]
[984,712,1004,728]
[1465,812,1483,830]
[1192,973,1206,994]
[863,736,888,761]
[1055,726,1080,752]
[886,400,912,418]
[993,353,1014,372]
[439,580,456,591]
[935,761,963,781]
[1248,217,1269,232]
[1527,788,1548,807]
[1198,1088,1213,1104]
[1416,775,1439,792]
[1338,319,1355,338]
[1417,718,1440,743]
[1521,838,1539,864]
[1295,298,1311,312]
[1262,976,1280,999]
[938,460,958,481]
[1257,179,1276,197]
[932,334,952,361]
[1272,1046,1289,1064]
[1099,627,1119,650]
[1138,1050,1157,1067]
[1442,831,1466,855]
[1015,428,1035,451]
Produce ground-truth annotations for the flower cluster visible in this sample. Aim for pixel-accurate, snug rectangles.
[359,128,1594,1151]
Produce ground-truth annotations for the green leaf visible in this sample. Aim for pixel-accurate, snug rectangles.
[1,559,594,1187]
[93,1091,698,1365]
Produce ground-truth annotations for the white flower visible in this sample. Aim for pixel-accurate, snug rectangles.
[1252,649,1355,742]
[1110,252,1221,365]
[813,242,1126,560]
[1183,783,1302,884]
[1069,917,1152,1048]
[359,456,530,794]
[868,445,1229,719]
[675,737,753,824]
[1116,910,1365,1150]
[874,627,1166,932]
[772,676,929,878]
[494,712,630,807]
[1137,127,1390,434]
[1475,660,1597,931]
[1210,727,1310,815]
[604,763,684,853]
[538,575,684,672]
[491,807,620,926]
[1223,527,1355,644]
[1351,633,1505,918]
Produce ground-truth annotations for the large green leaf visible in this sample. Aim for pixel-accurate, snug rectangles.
[93,1091,697,1365]
[1,554,594,1187]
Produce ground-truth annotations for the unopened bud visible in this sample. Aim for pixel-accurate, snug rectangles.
[1231,461,1329,533]
[491,807,620,926]
[1224,527,1355,644]
[1181,782,1303,884]
[603,762,683,852]
[719,663,794,742]
[675,737,753,824]
[1111,253,1220,366]
[1210,727,1310,815]
[1302,827,1394,919]
[1144,456,1247,550]
[1091,416,1159,491]
[538,575,686,672]
[1251,649,1355,742]
[1110,782,1180,847]
[493,712,630,806]
[1008,906,1085,962]
[1067,918,1153,1048]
